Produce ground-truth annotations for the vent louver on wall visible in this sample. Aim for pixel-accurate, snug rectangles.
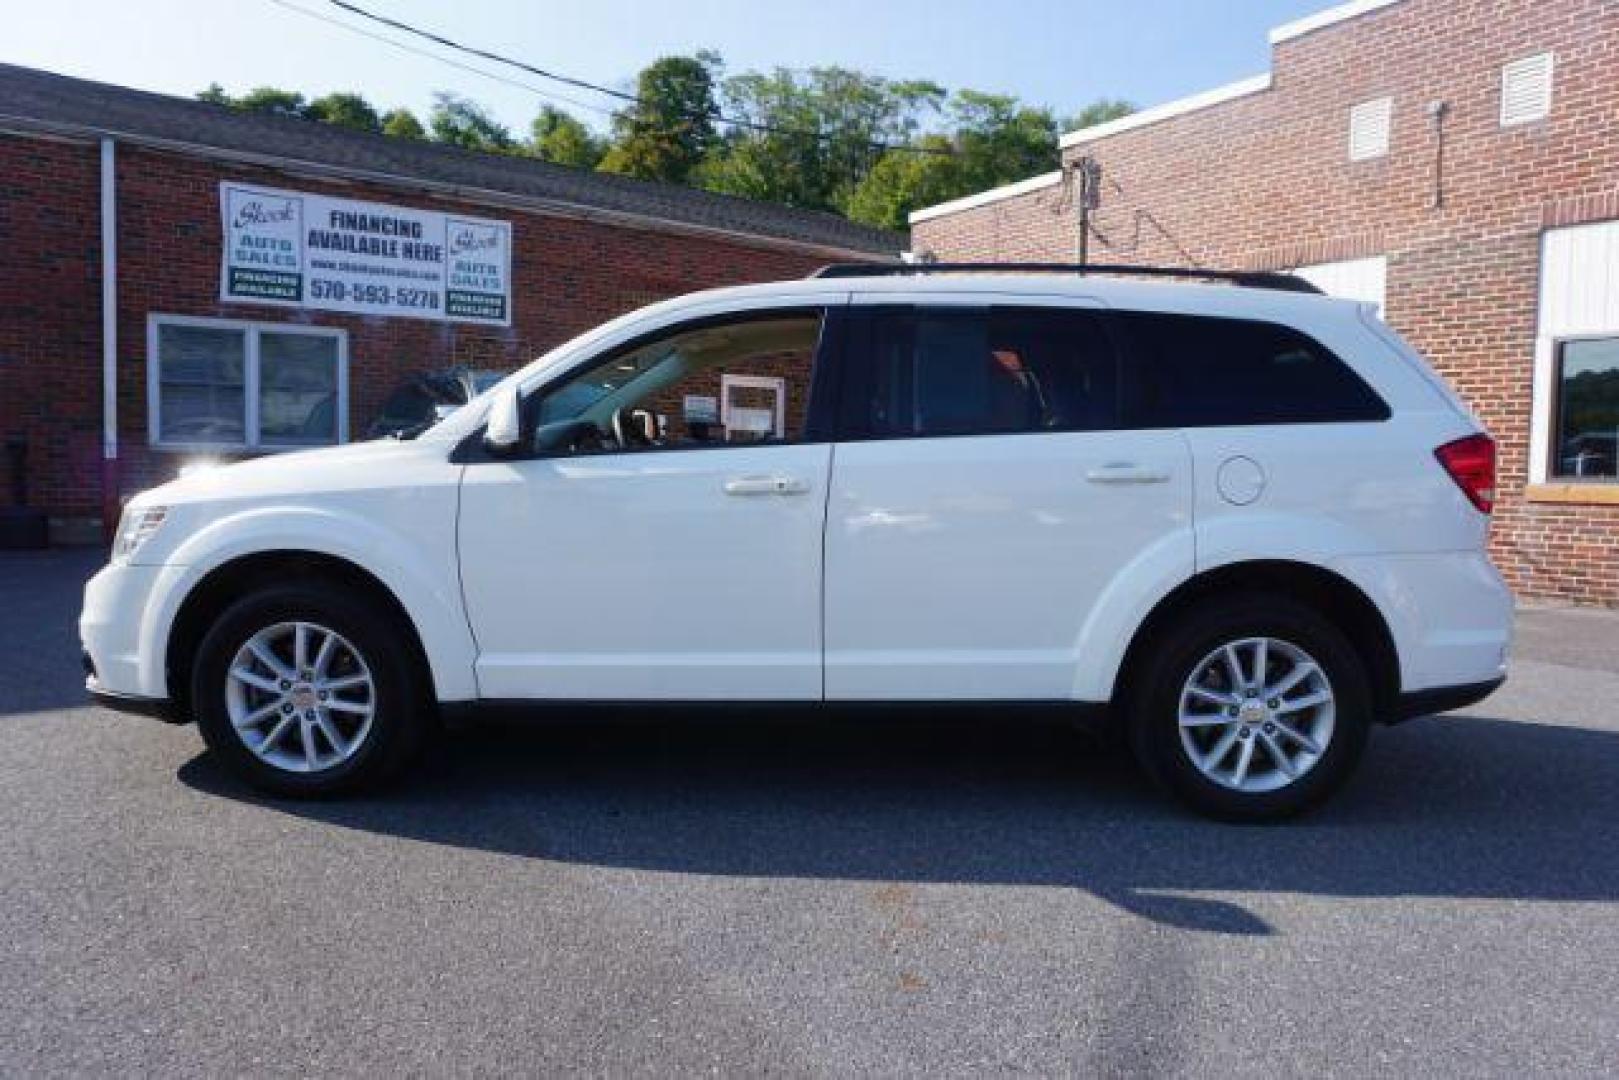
[1348,97,1393,161]
[1501,53,1555,126]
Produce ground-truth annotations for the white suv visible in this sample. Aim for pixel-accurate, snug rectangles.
[81,265,1512,820]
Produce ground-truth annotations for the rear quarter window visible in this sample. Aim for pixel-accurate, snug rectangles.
[1116,311,1389,427]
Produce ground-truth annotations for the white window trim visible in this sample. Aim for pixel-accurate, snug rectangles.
[147,314,349,452]
[719,373,787,440]
[1530,221,1619,486]
[1535,332,1619,486]
[1347,97,1393,162]
[1500,52,1555,128]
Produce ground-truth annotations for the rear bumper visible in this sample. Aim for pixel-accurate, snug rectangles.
[1331,550,1512,695]
[1390,675,1505,724]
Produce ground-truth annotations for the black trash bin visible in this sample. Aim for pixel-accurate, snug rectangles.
[0,439,49,550]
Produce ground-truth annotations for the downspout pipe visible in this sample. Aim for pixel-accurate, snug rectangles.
[100,137,118,542]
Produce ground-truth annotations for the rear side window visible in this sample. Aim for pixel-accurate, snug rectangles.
[1118,312,1389,427]
[844,306,1121,438]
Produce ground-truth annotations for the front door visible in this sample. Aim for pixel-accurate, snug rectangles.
[823,301,1195,700]
[457,307,833,700]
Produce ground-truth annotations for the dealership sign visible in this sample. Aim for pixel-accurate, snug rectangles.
[220,182,512,326]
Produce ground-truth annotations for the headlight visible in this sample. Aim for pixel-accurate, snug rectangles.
[112,505,169,562]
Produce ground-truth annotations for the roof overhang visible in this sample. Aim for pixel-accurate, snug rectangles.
[1059,73,1273,148]
[0,113,901,263]
[1269,0,1403,45]
[908,170,1064,225]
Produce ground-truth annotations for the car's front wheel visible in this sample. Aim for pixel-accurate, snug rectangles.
[1129,594,1371,821]
[191,583,426,796]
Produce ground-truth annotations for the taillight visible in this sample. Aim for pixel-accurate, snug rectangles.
[1435,434,1496,514]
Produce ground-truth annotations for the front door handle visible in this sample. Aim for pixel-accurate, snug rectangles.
[724,474,810,496]
[1086,462,1170,485]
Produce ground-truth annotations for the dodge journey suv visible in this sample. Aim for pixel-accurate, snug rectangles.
[81,264,1512,820]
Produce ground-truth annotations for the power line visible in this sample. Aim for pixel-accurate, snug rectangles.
[266,0,620,121]
[320,0,952,155]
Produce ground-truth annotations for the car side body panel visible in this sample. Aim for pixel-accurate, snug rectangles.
[86,439,476,704]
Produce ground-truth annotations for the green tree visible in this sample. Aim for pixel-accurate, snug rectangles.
[232,87,310,119]
[306,92,382,134]
[1065,98,1136,135]
[945,90,1061,193]
[196,83,232,106]
[842,135,961,232]
[598,53,721,183]
[528,106,605,168]
[699,67,945,213]
[380,107,427,140]
[845,93,1135,231]
[428,92,515,152]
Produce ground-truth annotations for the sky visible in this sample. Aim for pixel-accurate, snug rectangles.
[4,0,1340,134]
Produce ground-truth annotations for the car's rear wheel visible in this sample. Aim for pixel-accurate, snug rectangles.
[1129,594,1371,821]
[191,583,426,796]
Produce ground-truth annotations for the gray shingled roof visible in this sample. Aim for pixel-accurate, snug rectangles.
[0,63,906,257]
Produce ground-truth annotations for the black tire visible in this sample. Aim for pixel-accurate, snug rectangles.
[1127,592,1371,822]
[191,582,427,797]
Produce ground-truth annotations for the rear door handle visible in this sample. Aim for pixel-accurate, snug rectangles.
[724,474,810,496]
[1086,462,1170,485]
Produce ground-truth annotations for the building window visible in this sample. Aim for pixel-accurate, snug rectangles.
[1347,97,1392,161]
[1550,337,1619,481]
[149,316,347,450]
[1501,52,1554,127]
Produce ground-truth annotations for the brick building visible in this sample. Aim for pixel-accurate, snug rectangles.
[0,64,900,542]
[911,0,1619,605]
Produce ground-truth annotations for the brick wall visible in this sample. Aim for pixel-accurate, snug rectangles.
[0,137,102,519]
[914,0,1619,604]
[0,134,835,532]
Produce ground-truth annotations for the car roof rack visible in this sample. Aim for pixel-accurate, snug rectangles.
[809,261,1323,295]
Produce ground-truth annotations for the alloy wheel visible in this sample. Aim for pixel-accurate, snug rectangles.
[1176,636,1336,793]
[224,621,376,774]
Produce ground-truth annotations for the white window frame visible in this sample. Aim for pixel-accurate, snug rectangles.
[1347,97,1393,162]
[1530,220,1619,487]
[147,314,349,452]
[719,373,787,441]
[1543,333,1619,484]
[1500,52,1554,127]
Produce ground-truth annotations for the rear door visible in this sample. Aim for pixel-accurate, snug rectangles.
[823,298,1194,701]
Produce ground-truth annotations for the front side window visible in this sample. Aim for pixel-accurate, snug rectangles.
[151,317,345,449]
[1551,337,1619,481]
[1119,312,1388,427]
[845,306,1121,439]
[528,310,823,455]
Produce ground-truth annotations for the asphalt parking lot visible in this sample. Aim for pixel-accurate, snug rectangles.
[3,550,1618,1076]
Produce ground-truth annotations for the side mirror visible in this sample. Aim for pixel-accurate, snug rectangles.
[482,385,523,455]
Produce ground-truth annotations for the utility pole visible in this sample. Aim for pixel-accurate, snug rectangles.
[1075,155,1102,264]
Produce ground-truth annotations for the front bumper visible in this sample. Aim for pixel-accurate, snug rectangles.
[79,560,180,701]
[88,684,184,724]
[82,648,185,723]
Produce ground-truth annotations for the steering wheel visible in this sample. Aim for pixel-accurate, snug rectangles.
[611,406,654,449]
